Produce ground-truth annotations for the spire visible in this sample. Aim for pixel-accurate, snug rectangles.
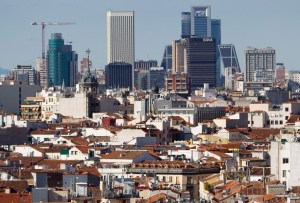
[86,48,91,76]
[61,79,65,92]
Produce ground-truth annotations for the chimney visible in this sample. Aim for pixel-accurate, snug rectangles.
[5,187,10,194]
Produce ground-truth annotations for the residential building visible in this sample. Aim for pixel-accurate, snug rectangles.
[107,11,135,86]
[165,72,191,94]
[47,33,78,87]
[105,62,132,89]
[253,67,275,83]
[244,47,276,82]
[181,12,191,37]
[36,57,47,87]
[275,63,286,83]
[80,57,92,74]
[0,81,41,115]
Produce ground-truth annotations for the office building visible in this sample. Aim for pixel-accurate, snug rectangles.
[137,67,166,90]
[244,47,276,82]
[107,11,135,86]
[211,19,221,86]
[12,65,37,85]
[181,12,191,37]
[224,66,240,90]
[185,36,216,90]
[160,45,172,70]
[134,60,157,71]
[105,62,132,89]
[172,39,186,73]
[47,33,78,87]
[219,44,240,72]
[191,6,211,37]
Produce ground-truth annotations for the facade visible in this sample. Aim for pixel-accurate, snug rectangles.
[12,65,37,85]
[275,64,286,83]
[244,47,276,82]
[185,36,216,90]
[36,57,47,87]
[165,72,191,94]
[105,62,132,89]
[134,60,157,71]
[137,67,165,90]
[181,12,191,37]
[224,66,241,90]
[80,57,92,74]
[211,19,221,86]
[47,33,78,87]
[160,45,172,70]
[191,6,211,37]
[0,81,42,115]
[219,44,240,71]
[172,39,186,73]
[107,11,135,87]
[253,68,275,83]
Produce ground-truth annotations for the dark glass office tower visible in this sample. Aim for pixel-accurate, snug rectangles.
[211,19,221,86]
[181,12,191,37]
[105,62,132,89]
[185,36,216,90]
[160,45,172,70]
[47,33,78,87]
[191,6,211,37]
[219,44,240,72]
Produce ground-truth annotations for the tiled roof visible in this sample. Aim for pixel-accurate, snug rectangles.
[218,141,244,149]
[37,159,83,169]
[63,136,89,146]
[101,150,148,160]
[208,151,232,159]
[31,129,59,135]
[5,156,45,169]
[74,145,89,153]
[0,192,32,203]
[253,194,277,202]
[43,145,71,153]
[0,180,29,193]
[76,167,100,177]
[286,115,300,124]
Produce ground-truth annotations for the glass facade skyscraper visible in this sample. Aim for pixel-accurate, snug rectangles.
[191,6,211,37]
[185,36,216,90]
[47,33,78,87]
[105,62,132,89]
[181,12,191,37]
[211,19,221,86]
[160,45,172,70]
[219,44,240,72]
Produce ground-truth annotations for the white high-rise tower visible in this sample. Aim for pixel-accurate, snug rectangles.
[107,11,135,87]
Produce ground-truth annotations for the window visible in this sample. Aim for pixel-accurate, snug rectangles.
[169,176,172,182]
[283,158,289,164]
[285,116,289,120]
[285,107,289,112]
[282,170,286,177]
[280,121,283,125]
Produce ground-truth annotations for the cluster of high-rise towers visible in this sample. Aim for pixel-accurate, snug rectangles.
[37,5,277,92]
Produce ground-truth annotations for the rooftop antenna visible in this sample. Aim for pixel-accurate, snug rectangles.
[86,48,91,74]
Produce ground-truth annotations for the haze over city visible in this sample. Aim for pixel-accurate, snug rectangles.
[1,0,300,70]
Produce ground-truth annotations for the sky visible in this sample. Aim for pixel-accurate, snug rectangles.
[1,0,300,71]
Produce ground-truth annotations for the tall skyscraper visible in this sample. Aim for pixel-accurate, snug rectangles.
[107,11,135,87]
[211,19,221,86]
[47,33,78,87]
[191,6,211,37]
[105,62,132,89]
[181,12,191,37]
[185,36,216,90]
[160,45,172,70]
[219,44,240,71]
[244,47,276,82]
[172,39,186,73]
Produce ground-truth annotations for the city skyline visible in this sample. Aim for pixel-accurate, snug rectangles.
[1,0,300,71]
